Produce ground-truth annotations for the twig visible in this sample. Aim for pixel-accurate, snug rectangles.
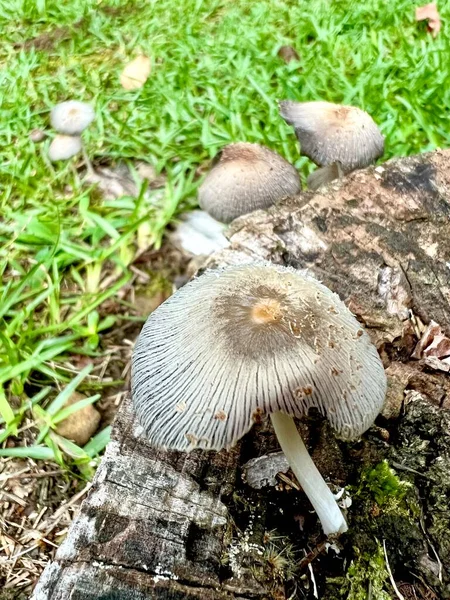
[304,549,319,598]
[0,489,27,507]
[419,513,443,583]
[0,466,31,481]
[277,471,301,491]
[298,541,328,570]
[40,482,91,535]
[0,469,64,482]
[383,539,405,600]
[2,543,40,562]
[391,461,429,479]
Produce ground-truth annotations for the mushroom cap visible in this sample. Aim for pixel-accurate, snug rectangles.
[48,134,82,161]
[132,263,386,452]
[50,101,95,135]
[198,142,301,223]
[279,101,384,172]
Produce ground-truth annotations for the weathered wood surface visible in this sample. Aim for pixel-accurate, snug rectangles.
[34,150,450,599]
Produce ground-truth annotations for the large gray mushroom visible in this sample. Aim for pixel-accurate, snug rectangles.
[279,100,384,174]
[198,142,301,223]
[132,263,386,536]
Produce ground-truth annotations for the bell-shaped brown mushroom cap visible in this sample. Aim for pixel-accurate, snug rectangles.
[50,101,95,135]
[198,142,301,223]
[132,263,386,451]
[279,101,384,172]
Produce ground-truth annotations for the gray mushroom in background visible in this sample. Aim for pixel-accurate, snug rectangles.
[49,100,95,172]
[132,263,387,536]
[279,100,384,187]
[198,142,301,223]
[48,134,82,162]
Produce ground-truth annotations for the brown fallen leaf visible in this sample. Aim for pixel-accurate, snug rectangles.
[277,45,300,64]
[120,55,151,90]
[412,318,450,361]
[415,3,441,38]
[411,320,441,358]
[55,392,101,446]
[423,334,450,358]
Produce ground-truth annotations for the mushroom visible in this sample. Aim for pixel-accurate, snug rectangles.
[279,100,384,174]
[48,134,82,161]
[49,100,95,173]
[50,101,95,135]
[132,263,386,536]
[198,142,301,223]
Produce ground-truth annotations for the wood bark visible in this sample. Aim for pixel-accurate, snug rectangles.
[33,150,450,599]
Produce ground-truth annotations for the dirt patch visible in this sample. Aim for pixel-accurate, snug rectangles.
[15,19,86,52]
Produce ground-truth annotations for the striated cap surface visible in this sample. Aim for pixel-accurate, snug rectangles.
[132,263,386,451]
[198,142,301,223]
[279,100,384,172]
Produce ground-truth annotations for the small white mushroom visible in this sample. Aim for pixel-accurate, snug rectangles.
[132,263,387,536]
[50,101,95,135]
[48,134,82,161]
[169,210,229,256]
[198,142,301,223]
[279,100,384,173]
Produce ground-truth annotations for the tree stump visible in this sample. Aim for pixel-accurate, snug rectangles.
[33,150,450,599]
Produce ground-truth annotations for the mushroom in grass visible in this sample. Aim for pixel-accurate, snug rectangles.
[50,101,95,135]
[48,134,82,161]
[132,263,387,536]
[198,142,301,223]
[279,101,384,178]
[49,100,95,172]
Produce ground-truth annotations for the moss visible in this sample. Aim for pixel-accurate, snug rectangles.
[341,545,391,600]
[356,459,410,509]
[138,272,172,297]
[348,460,424,572]
[323,544,392,600]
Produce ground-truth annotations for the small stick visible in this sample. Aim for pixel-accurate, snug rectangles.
[40,483,91,535]
[308,560,319,599]
[81,144,95,176]
[383,539,405,600]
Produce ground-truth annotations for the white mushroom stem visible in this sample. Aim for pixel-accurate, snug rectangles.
[270,412,348,536]
[81,144,95,176]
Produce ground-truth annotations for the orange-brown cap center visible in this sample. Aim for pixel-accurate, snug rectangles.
[251,298,282,324]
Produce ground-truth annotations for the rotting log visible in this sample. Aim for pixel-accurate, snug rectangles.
[33,150,450,599]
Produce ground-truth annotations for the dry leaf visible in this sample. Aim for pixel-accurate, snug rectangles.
[411,320,441,358]
[120,55,151,90]
[412,319,450,361]
[423,334,450,358]
[277,45,300,64]
[416,3,441,38]
[55,392,101,446]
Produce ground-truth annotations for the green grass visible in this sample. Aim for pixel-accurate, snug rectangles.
[1,0,449,472]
